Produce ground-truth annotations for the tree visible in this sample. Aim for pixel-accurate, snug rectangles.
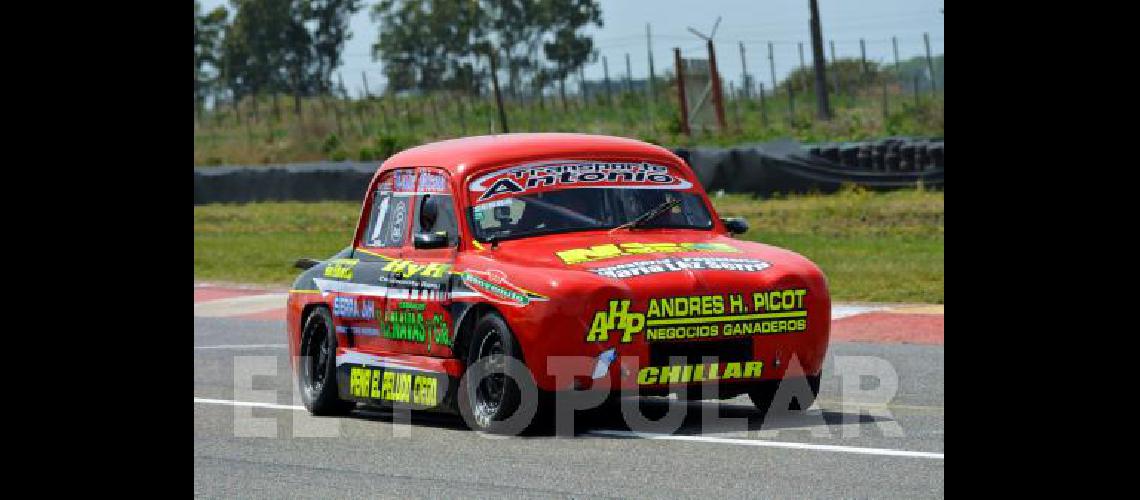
[370,0,602,95]
[307,0,363,93]
[542,0,603,101]
[222,0,360,110]
[194,1,230,114]
[371,0,482,93]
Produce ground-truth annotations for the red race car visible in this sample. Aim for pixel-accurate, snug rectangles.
[287,133,830,433]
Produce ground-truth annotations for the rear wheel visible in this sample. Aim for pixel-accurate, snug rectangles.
[298,307,355,416]
[748,375,821,413]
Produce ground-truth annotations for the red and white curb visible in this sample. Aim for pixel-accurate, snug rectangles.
[194,284,943,345]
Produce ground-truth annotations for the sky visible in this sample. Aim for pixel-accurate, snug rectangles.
[199,0,944,97]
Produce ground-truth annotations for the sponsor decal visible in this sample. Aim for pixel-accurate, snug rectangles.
[336,325,381,336]
[557,242,740,265]
[323,258,359,280]
[389,201,408,244]
[348,366,439,406]
[418,172,448,192]
[382,258,451,279]
[380,302,449,344]
[469,160,694,204]
[589,256,771,278]
[314,278,463,302]
[586,288,809,343]
[333,296,376,319]
[461,270,547,306]
[393,171,417,192]
[637,361,764,385]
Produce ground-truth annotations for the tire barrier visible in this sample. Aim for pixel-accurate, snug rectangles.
[194,162,377,204]
[807,137,944,172]
[194,138,943,204]
[673,138,942,196]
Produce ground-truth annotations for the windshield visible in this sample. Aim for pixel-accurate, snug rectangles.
[467,160,713,241]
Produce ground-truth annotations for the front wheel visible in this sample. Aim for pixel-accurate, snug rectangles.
[457,312,540,434]
[298,307,355,416]
[748,375,821,413]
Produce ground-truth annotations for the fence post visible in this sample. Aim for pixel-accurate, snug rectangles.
[829,40,840,104]
[913,74,920,107]
[603,56,613,104]
[739,42,750,99]
[892,36,900,71]
[647,23,656,102]
[787,83,795,122]
[798,41,807,93]
[487,50,509,133]
[673,47,691,136]
[455,95,468,135]
[579,65,588,105]
[429,95,442,136]
[767,41,777,93]
[647,24,657,134]
[625,53,633,94]
[759,82,768,127]
[379,98,391,134]
[707,39,728,131]
[924,32,937,93]
[881,78,889,120]
[859,38,868,78]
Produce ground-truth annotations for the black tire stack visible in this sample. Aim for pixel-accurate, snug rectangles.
[808,137,944,172]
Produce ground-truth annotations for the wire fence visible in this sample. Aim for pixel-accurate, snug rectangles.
[194,34,943,166]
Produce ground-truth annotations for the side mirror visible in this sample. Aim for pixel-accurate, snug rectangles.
[722,217,749,235]
[294,258,321,270]
[413,231,449,249]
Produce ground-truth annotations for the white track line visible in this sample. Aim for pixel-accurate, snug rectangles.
[586,429,943,459]
[831,305,889,320]
[194,293,288,318]
[194,344,288,350]
[193,398,942,460]
[195,397,304,411]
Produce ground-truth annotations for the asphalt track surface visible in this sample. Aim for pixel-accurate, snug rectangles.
[194,312,944,498]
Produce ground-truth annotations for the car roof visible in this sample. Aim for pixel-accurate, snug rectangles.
[377,133,688,181]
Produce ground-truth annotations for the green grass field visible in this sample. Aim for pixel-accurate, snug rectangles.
[194,187,943,303]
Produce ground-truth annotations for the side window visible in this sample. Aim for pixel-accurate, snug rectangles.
[413,170,458,247]
[364,170,416,248]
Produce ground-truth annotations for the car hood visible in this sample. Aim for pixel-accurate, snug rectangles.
[460,229,827,308]
[477,229,816,275]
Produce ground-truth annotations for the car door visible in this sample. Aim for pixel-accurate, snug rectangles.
[376,167,461,357]
[339,168,417,354]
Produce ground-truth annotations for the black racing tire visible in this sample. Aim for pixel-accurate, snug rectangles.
[298,307,355,416]
[457,312,540,434]
[748,375,821,413]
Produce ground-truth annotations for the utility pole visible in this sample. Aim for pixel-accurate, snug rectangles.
[809,0,832,119]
